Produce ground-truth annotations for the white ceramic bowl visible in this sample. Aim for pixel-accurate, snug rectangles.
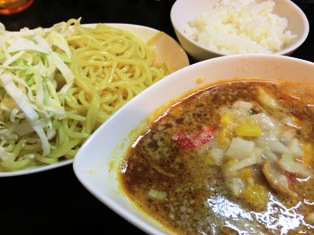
[170,0,309,61]
[73,54,314,235]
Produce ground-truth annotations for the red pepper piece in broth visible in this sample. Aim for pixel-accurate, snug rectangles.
[175,126,215,149]
[285,172,297,189]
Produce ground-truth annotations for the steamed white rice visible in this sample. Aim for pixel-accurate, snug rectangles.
[184,0,297,54]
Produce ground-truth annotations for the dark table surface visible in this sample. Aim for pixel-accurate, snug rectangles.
[0,0,313,234]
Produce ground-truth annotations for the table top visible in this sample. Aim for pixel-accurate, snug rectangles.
[0,0,313,234]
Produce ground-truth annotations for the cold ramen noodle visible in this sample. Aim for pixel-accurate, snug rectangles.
[119,80,314,234]
[0,19,171,171]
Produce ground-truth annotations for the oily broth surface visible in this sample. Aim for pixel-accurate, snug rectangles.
[119,80,314,235]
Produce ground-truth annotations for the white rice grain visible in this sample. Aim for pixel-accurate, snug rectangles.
[184,0,296,54]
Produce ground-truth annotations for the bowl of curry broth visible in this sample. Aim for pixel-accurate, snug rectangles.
[73,54,314,235]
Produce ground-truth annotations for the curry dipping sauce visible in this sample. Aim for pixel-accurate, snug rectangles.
[119,80,314,235]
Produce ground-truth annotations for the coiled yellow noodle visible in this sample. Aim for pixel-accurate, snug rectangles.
[0,20,170,171]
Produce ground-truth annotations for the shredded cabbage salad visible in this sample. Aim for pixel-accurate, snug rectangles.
[0,19,80,167]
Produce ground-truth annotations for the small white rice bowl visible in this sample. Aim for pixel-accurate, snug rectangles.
[171,0,309,61]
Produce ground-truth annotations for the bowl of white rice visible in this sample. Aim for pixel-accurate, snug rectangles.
[170,0,309,61]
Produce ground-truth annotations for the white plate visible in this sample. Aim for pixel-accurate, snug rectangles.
[73,54,314,235]
[0,23,189,177]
